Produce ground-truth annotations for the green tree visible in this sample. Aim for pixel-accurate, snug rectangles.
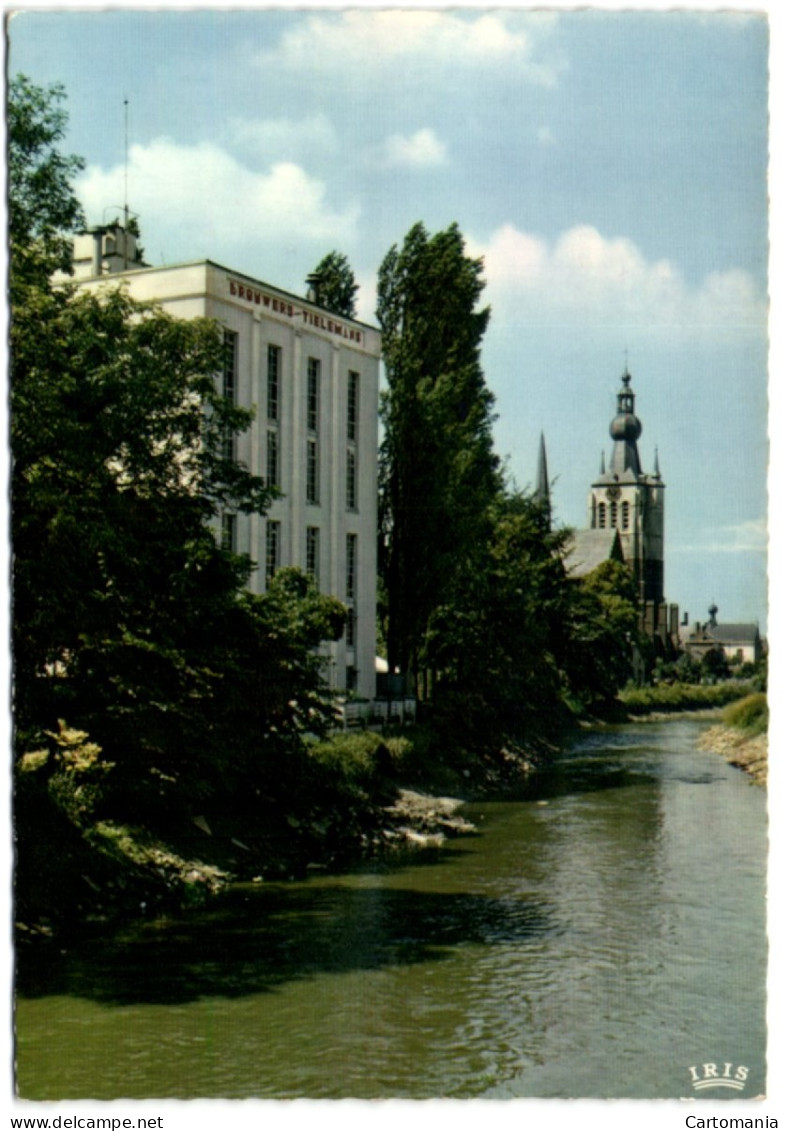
[423,490,570,749]
[10,77,347,817]
[377,222,500,692]
[307,250,359,318]
[8,73,85,291]
[559,559,643,711]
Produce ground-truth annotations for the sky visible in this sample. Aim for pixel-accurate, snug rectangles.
[7,3,772,631]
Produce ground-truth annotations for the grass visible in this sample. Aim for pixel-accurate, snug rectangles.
[619,681,753,716]
[721,692,768,736]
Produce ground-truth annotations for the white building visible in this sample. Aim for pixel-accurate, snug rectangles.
[68,224,381,699]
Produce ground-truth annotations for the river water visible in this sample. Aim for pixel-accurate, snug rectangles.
[15,717,768,1100]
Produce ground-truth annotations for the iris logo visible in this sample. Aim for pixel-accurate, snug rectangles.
[688,1063,749,1091]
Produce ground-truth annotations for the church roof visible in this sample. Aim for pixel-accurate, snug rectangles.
[710,623,761,645]
[682,622,761,646]
[564,528,623,579]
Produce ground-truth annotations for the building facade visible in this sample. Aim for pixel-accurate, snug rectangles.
[69,224,381,699]
[681,606,763,666]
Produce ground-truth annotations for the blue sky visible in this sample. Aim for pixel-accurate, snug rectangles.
[7,3,771,630]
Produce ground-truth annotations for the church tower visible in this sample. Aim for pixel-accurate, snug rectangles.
[587,368,672,642]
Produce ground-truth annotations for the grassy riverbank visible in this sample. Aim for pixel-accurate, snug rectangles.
[618,680,754,717]
[698,693,768,785]
[16,684,764,936]
[14,725,534,936]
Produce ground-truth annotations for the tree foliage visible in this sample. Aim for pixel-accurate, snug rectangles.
[8,73,86,291]
[10,77,348,823]
[423,492,570,749]
[308,250,359,318]
[377,222,500,688]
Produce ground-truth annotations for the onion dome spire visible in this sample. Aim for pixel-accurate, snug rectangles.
[608,366,643,476]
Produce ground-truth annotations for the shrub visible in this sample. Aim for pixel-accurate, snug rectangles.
[619,681,749,716]
[721,693,768,735]
[307,732,395,799]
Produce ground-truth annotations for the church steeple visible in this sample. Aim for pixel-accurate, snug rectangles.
[534,431,551,529]
[535,431,549,505]
[608,367,643,477]
[588,365,666,609]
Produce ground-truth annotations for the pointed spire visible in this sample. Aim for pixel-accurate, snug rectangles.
[535,432,549,505]
[654,446,661,479]
[600,450,606,476]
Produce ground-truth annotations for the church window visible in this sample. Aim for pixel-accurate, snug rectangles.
[610,500,618,528]
[598,501,606,528]
[622,501,630,531]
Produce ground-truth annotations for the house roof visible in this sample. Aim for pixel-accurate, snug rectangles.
[564,529,623,579]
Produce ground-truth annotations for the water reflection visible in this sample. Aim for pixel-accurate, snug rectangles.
[17,885,558,1006]
[15,718,767,1100]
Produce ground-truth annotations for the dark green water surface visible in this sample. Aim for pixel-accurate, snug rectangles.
[15,718,768,1100]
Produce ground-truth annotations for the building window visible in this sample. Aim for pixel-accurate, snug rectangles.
[222,329,237,462]
[266,428,279,488]
[265,520,280,585]
[223,330,237,401]
[610,500,618,528]
[598,501,606,528]
[346,665,358,693]
[307,357,320,433]
[346,608,356,648]
[267,344,280,421]
[621,501,630,531]
[221,513,236,553]
[306,437,319,504]
[346,533,357,601]
[347,370,359,441]
[306,526,320,586]
[346,448,357,511]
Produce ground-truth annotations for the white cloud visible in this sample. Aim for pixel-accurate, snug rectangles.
[259,10,562,85]
[77,138,359,259]
[228,114,337,161]
[471,223,765,337]
[380,128,448,170]
[673,519,768,555]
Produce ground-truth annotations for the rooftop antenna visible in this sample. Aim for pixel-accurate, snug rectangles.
[124,97,129,235]
[123,97,129,268]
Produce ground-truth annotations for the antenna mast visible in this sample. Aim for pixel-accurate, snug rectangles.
[124,97,129,228]
[123,97,129,270]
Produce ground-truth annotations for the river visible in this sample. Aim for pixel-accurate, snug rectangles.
[15,717,768,1100]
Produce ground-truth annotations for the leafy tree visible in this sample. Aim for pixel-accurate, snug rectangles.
[559,559,643,710]
[700,646,730,681]
[10,77,347,820]
[377,222,500,691]
[423,491,570,749]
[307,250,359,318]
[8,73,85,291]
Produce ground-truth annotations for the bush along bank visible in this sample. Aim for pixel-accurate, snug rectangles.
[14,723,544,937]
[618,680,756,718]
[698,693,768,786]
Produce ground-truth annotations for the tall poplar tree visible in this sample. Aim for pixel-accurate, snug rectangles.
[377,222,500,692]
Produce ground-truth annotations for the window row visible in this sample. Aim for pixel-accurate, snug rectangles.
[261,522,359,604]
[596,499,631,531]
[262,433,357,508]
[223,337,360,436]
